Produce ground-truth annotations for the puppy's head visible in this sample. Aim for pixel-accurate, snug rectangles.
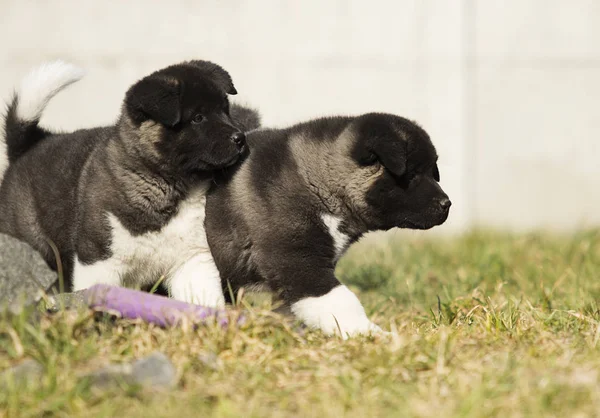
[123,60,246,174]
[347,113,450,231]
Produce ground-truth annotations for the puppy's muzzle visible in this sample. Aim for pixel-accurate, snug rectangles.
[438,198,452,212]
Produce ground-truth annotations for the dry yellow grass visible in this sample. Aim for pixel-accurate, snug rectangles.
[1,230,600,417]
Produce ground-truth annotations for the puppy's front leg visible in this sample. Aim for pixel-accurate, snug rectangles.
[72,256,123,291]
[292,283,384,339]
[269,262,384,339]
[168,253,225,307]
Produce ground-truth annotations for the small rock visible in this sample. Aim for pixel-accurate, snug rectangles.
[0,234,57,312]
[84,352,176,390]
[131,352,177,389]
[0,359,44,388]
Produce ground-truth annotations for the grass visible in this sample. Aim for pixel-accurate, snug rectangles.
[1,230,600,417]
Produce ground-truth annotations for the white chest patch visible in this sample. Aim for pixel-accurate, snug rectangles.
[320,213,351,261]
[107,185,210,276]
[73,183,225,307]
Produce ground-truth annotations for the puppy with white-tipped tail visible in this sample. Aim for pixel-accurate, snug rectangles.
[0,61,84,187]
[0,60,257,303]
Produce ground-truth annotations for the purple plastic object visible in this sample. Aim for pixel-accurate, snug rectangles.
[85,284,237,328]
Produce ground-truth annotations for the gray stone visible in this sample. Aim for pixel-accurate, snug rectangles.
[130,352,177,389]
[0,359,44,388]
[84,352,176,390]
[0,233,58,312]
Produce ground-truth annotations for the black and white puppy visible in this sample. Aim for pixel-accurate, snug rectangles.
[0,60,250,304]
[206,114,451,338]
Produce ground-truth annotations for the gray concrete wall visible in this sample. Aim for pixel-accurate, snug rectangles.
[1,0,598,232]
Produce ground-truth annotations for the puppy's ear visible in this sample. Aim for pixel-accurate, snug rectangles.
[372,137,407,178]
[433,163,440,182]
[187,60,238,95]
[125,75,181,127]
[353,114,407,177]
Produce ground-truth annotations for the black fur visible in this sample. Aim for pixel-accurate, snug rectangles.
[229,103,261,132]
[0,60,252,290]
[186,60,238,95]
[206,113,450,307]
[3,97,51,162]
[125,75,183,127]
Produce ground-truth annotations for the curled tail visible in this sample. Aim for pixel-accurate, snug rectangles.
[0,60,84,182]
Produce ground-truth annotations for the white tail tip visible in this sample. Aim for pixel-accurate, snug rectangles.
[17,60,85,122]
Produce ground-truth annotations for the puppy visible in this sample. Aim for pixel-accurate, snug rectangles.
[0,60,250,304]
[205,113,451,338]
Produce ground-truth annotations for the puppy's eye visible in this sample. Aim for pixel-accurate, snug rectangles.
[191,114,204,124]
[363,153,378,165]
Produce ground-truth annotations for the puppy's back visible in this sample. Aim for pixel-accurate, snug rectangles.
[0,127,112,266]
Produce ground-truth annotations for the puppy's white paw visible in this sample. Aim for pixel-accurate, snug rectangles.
[291,285,385,339]
[168,253,225,307]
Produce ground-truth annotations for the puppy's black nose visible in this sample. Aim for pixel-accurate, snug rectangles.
[439,198,452,210]
[231,132,246,149]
